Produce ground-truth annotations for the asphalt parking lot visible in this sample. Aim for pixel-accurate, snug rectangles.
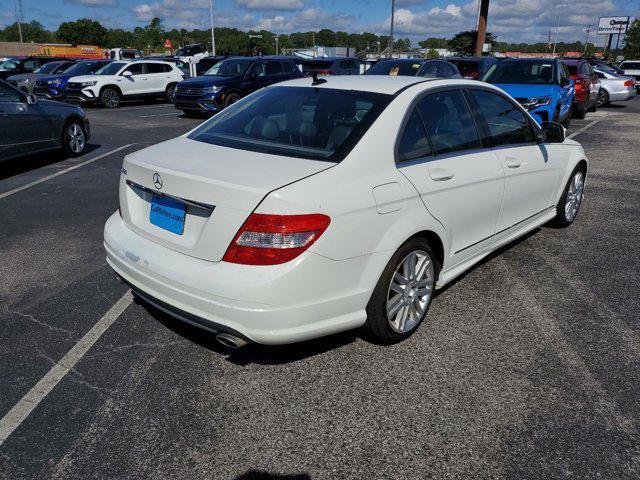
[1,98,639,479]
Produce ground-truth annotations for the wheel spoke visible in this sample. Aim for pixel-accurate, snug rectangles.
[387,295,403,319]
[393,272,408,286]
[402,254,415,280]
[389,281,404,296]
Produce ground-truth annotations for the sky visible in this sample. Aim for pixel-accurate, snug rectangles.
[2,0,639,46]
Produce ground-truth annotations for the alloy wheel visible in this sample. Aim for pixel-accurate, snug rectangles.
[103,90,119,108]
[596,89,607,108]
[386,250,435,333]
[67,123,85,154]
[564,171,584,222]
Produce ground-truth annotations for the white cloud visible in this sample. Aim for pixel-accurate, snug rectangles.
[236,0,304,11]
[133,0,209,21]
[66,0,118,6]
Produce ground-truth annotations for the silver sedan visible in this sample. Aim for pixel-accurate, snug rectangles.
[594,67,636,107]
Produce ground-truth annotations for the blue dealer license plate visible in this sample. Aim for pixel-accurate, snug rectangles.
[150,196,185,235]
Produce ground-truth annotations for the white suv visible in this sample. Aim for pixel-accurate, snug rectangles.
[66,60,184,108]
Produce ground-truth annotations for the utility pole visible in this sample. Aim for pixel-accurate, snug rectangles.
[388,0,395,58]
[275,34,279,55]
[209,0,216,56]
[474,0,489,57]
[15,0,24,44]
[552,15,559,56]
[583,24,593,53]
[312,32,316,58]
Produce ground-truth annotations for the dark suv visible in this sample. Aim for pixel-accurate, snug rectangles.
[0,56,67,80]
[174,56,303,117]
[448,57,499,79]
[364,58,461,78]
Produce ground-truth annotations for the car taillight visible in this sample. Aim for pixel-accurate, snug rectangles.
[223,213,331,265]
[464,72,479,79]
[624,79,635,86]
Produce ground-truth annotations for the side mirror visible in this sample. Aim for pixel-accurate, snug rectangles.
[122,70,133,77]
[540,121,566,143]
[560,77,571,88]
[26,94,37,105]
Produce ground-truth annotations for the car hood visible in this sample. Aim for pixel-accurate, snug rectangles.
[178,75,239,88]
[7,73,43,81]
[491,83,557,98]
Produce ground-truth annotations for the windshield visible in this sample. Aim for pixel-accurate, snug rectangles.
[64,61,107,76]
[622,62,640,70]
[95,62,126,75]
[35,62,64,74]
[365,60,421,76]
[0,58,20,70]
[188,86,392,162]
[483,60,555,84]
[205,59,252,76]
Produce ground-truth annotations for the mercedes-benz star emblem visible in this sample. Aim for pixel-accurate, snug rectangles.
[153,173,163,190]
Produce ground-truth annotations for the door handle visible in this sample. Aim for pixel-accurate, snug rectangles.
[429,168,455,181]
[505,157,525,169]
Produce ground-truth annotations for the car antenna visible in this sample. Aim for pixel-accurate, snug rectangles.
[311,72,327,86]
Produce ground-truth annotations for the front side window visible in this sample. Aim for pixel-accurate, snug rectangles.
[483,60,555,84]
[397,110,431,161]
[266,61,283,76]
[35,62,62,74]
[282,61,295,73]
[188,86,392,162]
[248,62,266,77]
[469,89,535,147]
[126,63,145,75]
[0,82,21,102]
[621,62,640,69]
[417,90,481,155]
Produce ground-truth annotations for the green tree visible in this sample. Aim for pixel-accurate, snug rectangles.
[0,20,51,43]
[449,30,497,56]
[419,37,448,49]
[57,19,107,45]
[623,20,640,58]
[105,29,135,48]
[394,38,412,51]
[426,48,440,58]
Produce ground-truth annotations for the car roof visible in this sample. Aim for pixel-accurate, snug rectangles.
[500,57,557,63]
[272,76,484,95]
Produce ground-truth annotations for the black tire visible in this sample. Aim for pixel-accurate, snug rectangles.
[364,238,440,344]
[223,92,241,108]
[596,89,609,108]
[62,119,87,157]
[572,102,587,119]
[166,83,177,103]
[100,88,120,108]
[549,166,586,228]
[587,99,597,113]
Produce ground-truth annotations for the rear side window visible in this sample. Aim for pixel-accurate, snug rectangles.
[266,61,283,76]
[23,59,37,70]
[146,63,165,74]
[127,63,145,75]
[468,90,535,146]
[188,86,392,162]
[397,110,431,161]
[417,90,481,155]
[282,61,295,73]
[451,60,479,78]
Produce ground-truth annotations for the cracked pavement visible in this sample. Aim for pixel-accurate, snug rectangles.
[0,99,639,479]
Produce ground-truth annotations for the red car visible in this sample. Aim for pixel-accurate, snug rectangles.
[561,59,601,119]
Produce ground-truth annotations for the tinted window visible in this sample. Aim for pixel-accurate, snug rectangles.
[469,90,535,146]
[621,62,640,69]
[418,90,481,155]
[0,82,21,102]
[450,59,480,78]
[301,60,333,73]
[34,62,63,74]
[398,110,431,161]
[266,61,283,76]
[282,61,295,73]
[483,60,555,84]
[366,60,421,76]
[566,64,578,75]
[248,62,266,77]
[22,59,37,70]
[127,63,145,75]
[146,63,165,74]
[205,59,252,76]
[188,86,391,162]
[436,63,455,77]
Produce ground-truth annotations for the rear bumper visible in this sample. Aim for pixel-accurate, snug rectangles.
[104,213,383,345]
[608,87,636,102]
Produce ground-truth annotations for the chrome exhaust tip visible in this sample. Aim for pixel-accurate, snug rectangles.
[216,333,249,349]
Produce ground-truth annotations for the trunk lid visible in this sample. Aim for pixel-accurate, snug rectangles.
[119,136,332,262]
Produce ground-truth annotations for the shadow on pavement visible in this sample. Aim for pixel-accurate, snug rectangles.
[235,471,311,480]
[0,143,101,180]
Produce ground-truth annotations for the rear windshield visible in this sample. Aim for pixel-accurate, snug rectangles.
[188,86,392,162]
[366,60,421,76]
[565,65,578,75]
[301,60,333,71]
[621,62,640,69]
[449,60,479,77]
[483,60,555,84]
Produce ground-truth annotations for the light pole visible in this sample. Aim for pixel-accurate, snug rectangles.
[388,0,395,58]
[209,0,216,56]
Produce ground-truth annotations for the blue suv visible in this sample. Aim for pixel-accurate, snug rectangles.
[482,58,574,126]
[174,56,303,117]
[34,59,112,100]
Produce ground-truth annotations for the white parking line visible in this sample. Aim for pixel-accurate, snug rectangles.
[0,144,133,201]
[567,116,607,139]
[139,112,179,118]
[0,291,133,446]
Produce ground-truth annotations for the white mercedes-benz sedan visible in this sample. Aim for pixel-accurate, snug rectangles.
[104,76,587,347]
